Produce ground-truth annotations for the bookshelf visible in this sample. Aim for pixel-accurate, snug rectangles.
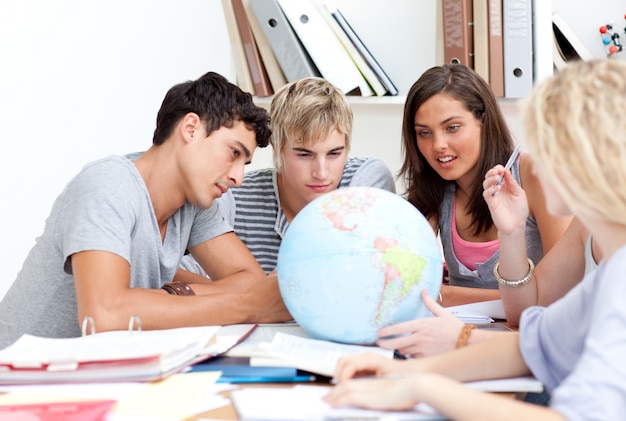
[247,0,438,105]
[244,0,555,102]
[242,0,555,191]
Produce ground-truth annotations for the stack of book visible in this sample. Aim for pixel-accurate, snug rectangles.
[221,0,398,97]
[0,324,256,384]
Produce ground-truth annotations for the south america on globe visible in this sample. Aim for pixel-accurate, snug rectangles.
[276,186,443,345]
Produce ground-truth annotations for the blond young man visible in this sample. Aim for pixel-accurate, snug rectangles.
[181,77,395,274]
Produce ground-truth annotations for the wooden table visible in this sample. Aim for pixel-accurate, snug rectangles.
[186,382,327,420]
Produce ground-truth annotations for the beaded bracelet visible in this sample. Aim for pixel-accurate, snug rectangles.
[455,324,477,349]
[161,282,195,296]
[493,258,535,288]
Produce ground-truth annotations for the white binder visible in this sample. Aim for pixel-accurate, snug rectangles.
[248,0,320,82]
[503,0,534,98]
[276,0,373,96]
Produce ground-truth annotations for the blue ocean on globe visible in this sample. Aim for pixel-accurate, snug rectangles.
[276,186,443,345]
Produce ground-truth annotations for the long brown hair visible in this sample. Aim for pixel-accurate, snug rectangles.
[399,64,514,235]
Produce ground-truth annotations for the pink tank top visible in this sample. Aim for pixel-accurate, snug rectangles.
[451,196,499,271]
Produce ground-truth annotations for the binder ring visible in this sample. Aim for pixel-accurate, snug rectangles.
[81,316,96,336]
[128,314,142,334]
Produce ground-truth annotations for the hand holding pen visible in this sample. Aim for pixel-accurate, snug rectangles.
[496,145,521,187]
[483,145,529,235]
[488,145,522,197]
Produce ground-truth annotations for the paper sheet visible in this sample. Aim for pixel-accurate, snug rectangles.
[231,385,444,420]
[0,372,227,421]
[447,299,506,321]
[111,372,222,419]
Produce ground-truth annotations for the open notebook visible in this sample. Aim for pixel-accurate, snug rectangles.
[0,324,256,384]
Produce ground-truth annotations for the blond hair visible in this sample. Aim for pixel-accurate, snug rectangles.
[269,77,353,172]
[521,59,626,224]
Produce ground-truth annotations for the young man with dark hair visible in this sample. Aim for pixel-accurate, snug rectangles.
[0,71,291,349]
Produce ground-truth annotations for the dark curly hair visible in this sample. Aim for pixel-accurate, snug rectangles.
[152,71,270,148]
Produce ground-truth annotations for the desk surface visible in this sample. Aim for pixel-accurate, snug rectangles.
[188,383,319,420]
[186,321,517,420]
[186,384,518,420]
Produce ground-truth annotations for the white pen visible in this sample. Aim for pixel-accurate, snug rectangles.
[496,145,521,187]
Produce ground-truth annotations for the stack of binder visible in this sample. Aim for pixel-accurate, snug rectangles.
[442,0,537,99]
[221,0,398,97]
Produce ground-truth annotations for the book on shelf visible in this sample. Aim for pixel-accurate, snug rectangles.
[488,0,504,97]
[0,324,256,385]
[241,0,288,92]
[276,0,374,96]
[231,0,274,97]
[442,0,474,68]
[325,5,398,96]
[473,0,490,84]
[248,0,321,83]
[502,0,533,98]
[221,0,255,94]
[552,11,594,70]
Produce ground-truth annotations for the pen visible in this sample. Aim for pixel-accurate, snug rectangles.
[393,350,408,360]
[496,145,521,187]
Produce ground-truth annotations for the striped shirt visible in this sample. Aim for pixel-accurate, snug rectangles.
[219,157,395,273]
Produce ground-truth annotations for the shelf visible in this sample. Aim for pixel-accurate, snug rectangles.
[253,95,407,108]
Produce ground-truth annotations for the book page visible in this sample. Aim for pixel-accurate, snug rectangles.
[0,326,221,368]
[225,322,311,357]
[250,332,393,377]
[447,299,506,320]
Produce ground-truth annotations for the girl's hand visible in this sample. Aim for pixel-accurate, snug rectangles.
[376,289,464,358]
[483,165,529,235]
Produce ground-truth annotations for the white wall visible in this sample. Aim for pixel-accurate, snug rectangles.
[2,0,624,299]
[0,0,232,298]
[551,0,626,59]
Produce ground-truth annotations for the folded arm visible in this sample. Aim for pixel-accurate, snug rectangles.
[72,232,291,332]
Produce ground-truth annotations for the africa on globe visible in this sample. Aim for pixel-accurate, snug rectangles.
[276,186,443,345]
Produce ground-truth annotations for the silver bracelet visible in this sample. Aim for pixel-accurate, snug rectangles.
[493,258,535,287]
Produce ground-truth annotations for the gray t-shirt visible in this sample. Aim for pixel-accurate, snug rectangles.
[180,157,395,274]
[0,155,230,349]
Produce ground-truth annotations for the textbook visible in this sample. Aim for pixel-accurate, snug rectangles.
[190,356,317,383]
[248,332,394,378]
[0,324,256,385]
